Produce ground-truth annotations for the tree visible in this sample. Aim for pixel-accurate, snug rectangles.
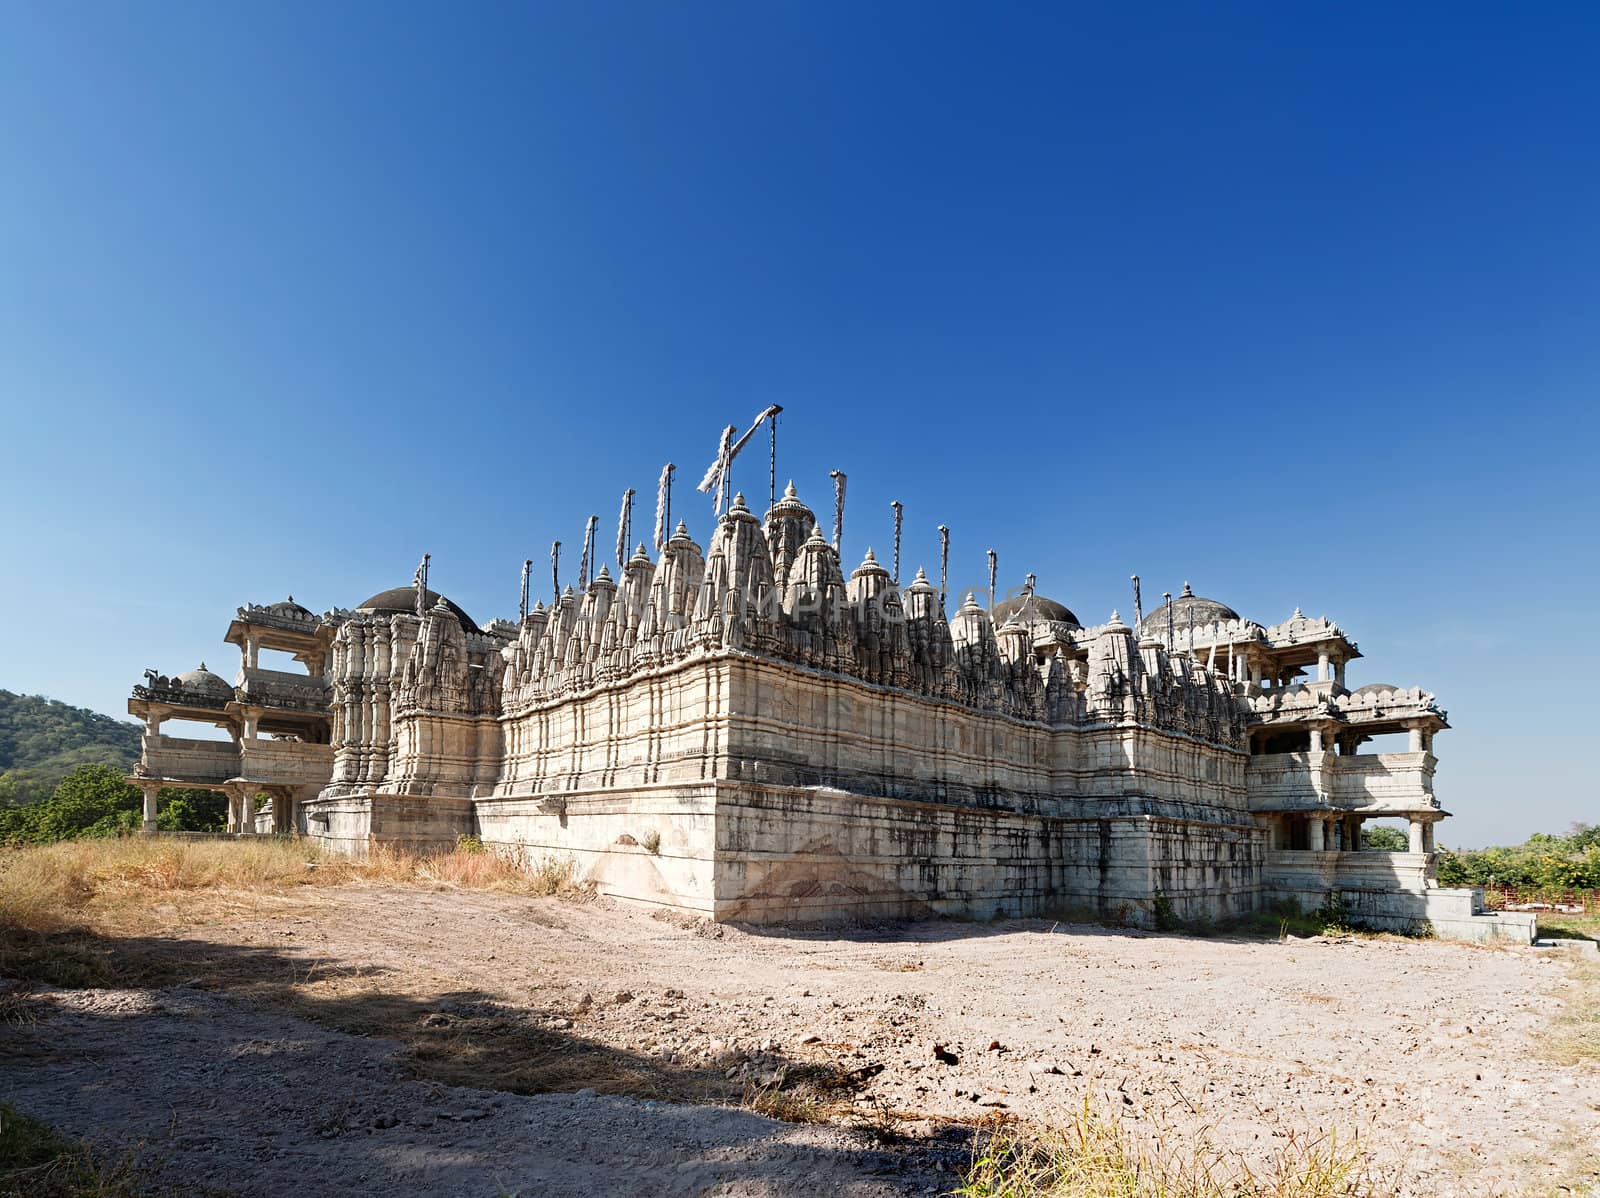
[156,788,229,832]
[12,763,142,842]
[1361,824,1409,852]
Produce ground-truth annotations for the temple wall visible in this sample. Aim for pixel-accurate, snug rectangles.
[710,783,1264,925]
[721,657,1249,815]
[385,713,503,797]
[301,793,473,857]
[473,782,719,915]
[493,659,730,795]
[1261,850,1537,942]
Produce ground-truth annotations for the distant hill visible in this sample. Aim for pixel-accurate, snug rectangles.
[0,690,142,805]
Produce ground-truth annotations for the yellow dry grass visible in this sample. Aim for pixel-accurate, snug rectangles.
[1542,958,1600,1068]
[957,1091,1393,1198]
[0,836,576,938]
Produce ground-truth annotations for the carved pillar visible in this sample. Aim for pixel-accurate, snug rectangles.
[1317,649,1330,681]
[1309,817,1325,852]
[140,782,160,832]
[1334,659,1346,687]
[1408,725,1424,752]
[233,786,256,836]
[1407,818,1425,854]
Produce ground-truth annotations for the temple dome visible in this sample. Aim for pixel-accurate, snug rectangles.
[356,587,478,632]
[990,591,1080,629]
[1137,582,1239,638]
[1350,682,1400,697]
[174,663,233,697]
[261,596,313,619]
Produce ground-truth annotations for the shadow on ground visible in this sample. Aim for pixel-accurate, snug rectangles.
[0,924,965,1197]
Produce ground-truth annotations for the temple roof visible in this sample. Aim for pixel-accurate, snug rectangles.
[991,591,1080,629]
[260,596,314,620]
[1137,582,1239,638]
[174,663,233,697]
[356,587,478,632]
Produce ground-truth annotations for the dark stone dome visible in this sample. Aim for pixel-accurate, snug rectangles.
[991,591,1080,629]
[356,587,477,632]
[174,663,233,697]
[262,596,314,619]
[1137,583,1239,639]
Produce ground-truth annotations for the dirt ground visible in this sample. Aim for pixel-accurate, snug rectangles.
[4,886,1597,1197]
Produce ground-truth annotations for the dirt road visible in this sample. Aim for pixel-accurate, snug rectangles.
[4,886,1596,1196]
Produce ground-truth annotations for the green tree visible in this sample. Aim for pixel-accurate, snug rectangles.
[18,763,142,842]
[1361,824,1409,852]
[156,788,229,832]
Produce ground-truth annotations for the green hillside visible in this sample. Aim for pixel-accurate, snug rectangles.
[0,690,142,806]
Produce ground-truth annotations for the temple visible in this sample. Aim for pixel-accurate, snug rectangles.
[125,439,1533,943]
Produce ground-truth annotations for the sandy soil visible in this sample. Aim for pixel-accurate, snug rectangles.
[4,887,1597,1196]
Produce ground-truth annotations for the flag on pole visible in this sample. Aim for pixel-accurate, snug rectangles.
[697,405,782,516]
[653,463,675,551]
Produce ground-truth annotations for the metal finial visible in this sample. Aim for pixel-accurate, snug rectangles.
[1130,575,1142,629]
[938,525,950,608]
[413,553,431,617]
[828,470,846,552]
[890,500,903,585]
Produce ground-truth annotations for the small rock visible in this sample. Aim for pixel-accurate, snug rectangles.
[613,991,634,1005]
[929,1042,959,1066]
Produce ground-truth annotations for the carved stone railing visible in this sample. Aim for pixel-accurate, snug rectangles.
[238,740,335,787]
[139,734,240,784]
[1329,752,1437,812]
[235,604,322,634]
[235,668,331,712]
[1263,848,1432,895]
[1247,751,1437,815]
[132,684,231,711]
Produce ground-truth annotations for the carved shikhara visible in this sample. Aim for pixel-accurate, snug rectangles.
[125,479,1533,943]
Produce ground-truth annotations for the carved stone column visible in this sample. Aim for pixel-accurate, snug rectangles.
[140,782,160,832]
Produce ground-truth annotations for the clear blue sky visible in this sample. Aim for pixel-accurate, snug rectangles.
[3,3,1595,846]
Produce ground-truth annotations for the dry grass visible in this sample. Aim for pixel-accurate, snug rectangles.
[1542,959,1600,1067]
[0,1103,146,1198]
[0,837,577,938]
[956,1091,1392,1198]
